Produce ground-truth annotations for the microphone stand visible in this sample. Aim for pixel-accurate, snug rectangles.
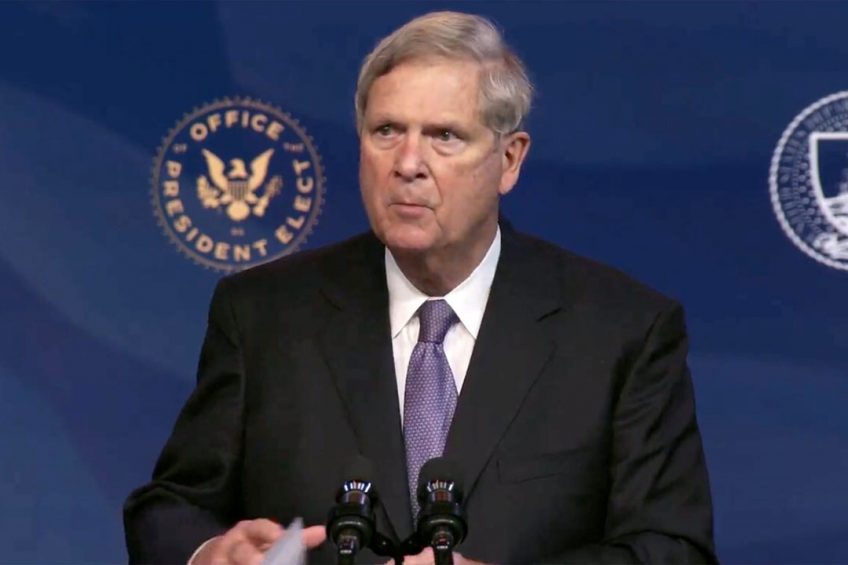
[431,526,456,565]
[334,530,359,565]
[434,551,453,565]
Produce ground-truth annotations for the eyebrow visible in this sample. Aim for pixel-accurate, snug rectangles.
[422,122,468,137]
[367,114,469,135]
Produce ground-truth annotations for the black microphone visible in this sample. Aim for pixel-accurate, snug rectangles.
[327,456,377,565]
[415,458,467,565]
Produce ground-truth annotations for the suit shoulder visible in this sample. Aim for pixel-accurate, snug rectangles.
[515,231,680,315]
[216,231,378,300]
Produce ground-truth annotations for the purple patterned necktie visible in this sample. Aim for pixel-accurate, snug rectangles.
[403,299,459,520]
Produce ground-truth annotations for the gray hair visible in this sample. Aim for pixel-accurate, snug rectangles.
[355,11,533,135]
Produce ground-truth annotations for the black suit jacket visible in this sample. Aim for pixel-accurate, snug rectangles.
[124,226,716,564]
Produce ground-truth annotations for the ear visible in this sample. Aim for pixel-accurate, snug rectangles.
[498,131,531,196]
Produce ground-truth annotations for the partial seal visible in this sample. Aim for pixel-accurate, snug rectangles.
[770,91,848,271]
[152,97,325,272]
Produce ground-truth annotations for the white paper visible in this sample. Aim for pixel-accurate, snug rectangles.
[261,517,307,565]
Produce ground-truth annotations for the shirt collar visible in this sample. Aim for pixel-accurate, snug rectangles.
[386,227,501,339]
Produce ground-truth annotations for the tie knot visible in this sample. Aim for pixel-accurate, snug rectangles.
[417,299,457,343]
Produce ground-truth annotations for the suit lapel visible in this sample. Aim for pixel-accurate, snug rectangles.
[444,228,562,502]
[314,228,564,540]
[317,235,413,542]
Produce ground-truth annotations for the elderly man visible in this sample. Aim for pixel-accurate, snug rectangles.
[125,11,715,565]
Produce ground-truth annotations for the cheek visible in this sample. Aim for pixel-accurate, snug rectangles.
[359,157,379,197]
[359,163,391,228]
[433,160,475,195]
[360,150,392,186]
[436,159,499,206]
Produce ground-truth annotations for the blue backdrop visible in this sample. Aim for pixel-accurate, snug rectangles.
[1,1,846,562]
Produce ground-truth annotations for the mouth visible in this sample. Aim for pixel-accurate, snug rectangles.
[389,201,431,218]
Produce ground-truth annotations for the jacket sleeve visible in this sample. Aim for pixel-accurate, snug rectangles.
[123,277,245,563]
[550,303,717,564]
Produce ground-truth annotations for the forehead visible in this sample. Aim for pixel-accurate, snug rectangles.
[365,57,483,124]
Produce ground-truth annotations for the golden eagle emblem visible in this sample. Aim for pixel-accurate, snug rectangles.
[197,148,283,221]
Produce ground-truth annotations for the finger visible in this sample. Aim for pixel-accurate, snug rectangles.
[241,519,284,546]
[228,539,265,565]
[302,525,327,549]
[190,536,224,565]
[212,529,247,562]
[403,546,434,564]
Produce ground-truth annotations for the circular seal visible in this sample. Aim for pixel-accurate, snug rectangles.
[770,91,848,271]
[151,97,325,272]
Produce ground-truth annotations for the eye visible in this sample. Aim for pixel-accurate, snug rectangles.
[375,124,395,136]
[437,129,458,142]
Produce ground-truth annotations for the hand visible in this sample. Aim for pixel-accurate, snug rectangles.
[193,518,327,565]
[401,546,491,565]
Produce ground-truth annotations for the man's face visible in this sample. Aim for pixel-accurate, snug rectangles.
[359,57,525,259]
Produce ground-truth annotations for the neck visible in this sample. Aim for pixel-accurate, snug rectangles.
[391,222,497,296]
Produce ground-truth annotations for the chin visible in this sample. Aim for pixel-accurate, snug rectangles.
[379,224,437,255]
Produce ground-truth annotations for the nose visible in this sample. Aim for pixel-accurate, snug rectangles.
[393,133,428,182]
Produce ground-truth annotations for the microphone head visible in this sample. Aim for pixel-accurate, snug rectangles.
[338,455,377,502]
[328,455,377,552]
[414,457,467,550]
[417,457,461,503]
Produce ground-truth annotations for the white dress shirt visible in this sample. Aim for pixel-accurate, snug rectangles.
[386,227,501,419]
